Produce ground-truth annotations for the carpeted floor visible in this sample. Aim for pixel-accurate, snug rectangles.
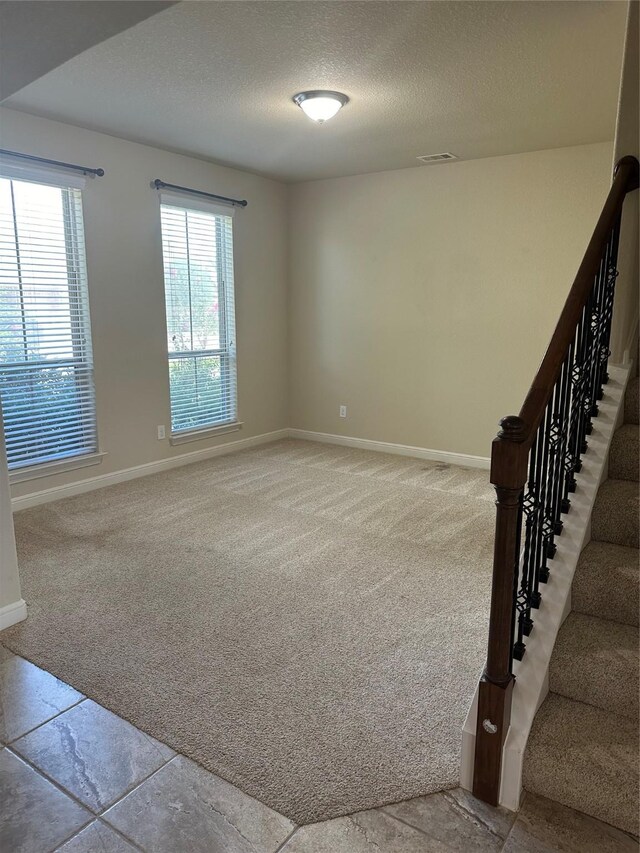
[1,439,495,824]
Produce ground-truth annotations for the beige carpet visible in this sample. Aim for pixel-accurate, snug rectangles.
[1,439,495,824]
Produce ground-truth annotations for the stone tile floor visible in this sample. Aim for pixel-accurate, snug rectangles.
[1,646,638,852]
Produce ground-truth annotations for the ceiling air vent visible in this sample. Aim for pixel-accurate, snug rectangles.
[416,152,458,164]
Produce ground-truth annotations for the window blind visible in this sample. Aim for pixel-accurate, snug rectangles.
[0,175,97,469]
[160,200,237,434]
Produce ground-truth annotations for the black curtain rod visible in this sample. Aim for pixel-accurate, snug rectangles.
[0,148,104,177]
[153,178,247,208]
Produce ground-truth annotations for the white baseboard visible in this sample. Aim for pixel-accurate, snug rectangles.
[11,425,489,511]
[0,598,27,630]
[459,363,632,811]
[11,429,289,511]
[288,428,491,469]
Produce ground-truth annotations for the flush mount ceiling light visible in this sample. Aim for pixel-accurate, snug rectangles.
[293,90,349,123]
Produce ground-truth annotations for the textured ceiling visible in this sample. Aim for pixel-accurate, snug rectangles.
[0,1,176,100]
[2,1,627,182]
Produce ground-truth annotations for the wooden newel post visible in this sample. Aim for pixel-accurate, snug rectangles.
[473,415,529,806]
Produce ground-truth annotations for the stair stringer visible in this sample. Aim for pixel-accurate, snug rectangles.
[460,362,633,811]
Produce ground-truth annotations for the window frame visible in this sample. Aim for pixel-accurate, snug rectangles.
[158,194,239,442]
[0,166,100,478]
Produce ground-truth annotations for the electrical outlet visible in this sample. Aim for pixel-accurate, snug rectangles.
[339,405,347,418]
[157,425,166,440]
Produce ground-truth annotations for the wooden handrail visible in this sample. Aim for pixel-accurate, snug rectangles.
[472,154,639,807]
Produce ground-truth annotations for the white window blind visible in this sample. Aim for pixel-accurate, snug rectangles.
[160,199,237,435]
[0,174,97,470]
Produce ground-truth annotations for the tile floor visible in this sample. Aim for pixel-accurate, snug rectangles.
[1,646,638,852]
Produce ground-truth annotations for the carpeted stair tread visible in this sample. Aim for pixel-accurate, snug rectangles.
[608,424,639,481]
[591,479,639,548]
[523,693,639,836]
[549,613,639,720]
[625,376,639,425]
[572,541,639,626]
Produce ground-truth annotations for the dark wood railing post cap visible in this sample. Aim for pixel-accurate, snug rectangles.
[497,415,527,441]
[615,155,640,193]
[491,416,529,487]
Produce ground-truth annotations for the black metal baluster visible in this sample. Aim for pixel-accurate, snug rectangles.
[545,360,569,558]
[537,401,554,583]
[514,437,538,660]
[542,378,560,562]
[597,228,615,395]
[552,346,573,532]
[586,247,608,423]
[573,304,589,468]
[528,403,552,603]
[510,490,525,668]
[563,320,583,510]
[529,419,546,609]
[577,287,595,457]
[599,218,622,390]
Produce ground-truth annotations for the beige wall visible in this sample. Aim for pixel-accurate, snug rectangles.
[288,142,613,458]
[611,0,639,363]
[0,108,289,499]
[0,107,618,493]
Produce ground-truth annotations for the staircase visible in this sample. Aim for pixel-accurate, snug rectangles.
[523,362,640,836]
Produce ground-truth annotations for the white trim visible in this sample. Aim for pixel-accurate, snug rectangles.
[9,426,490,510]
[11,429,288,511]
[459,363,632,811]
[0,598,27,630]
[9,452,106,485]
[169,422,242,446]
[287,428,491,469]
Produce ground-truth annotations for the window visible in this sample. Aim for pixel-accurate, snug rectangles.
[0,172,97,471]
[160,198,237,436]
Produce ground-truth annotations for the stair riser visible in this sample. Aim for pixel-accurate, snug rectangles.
[625,378,639,425]
[549,624,639,722]
[591,484,639,549]
[548,679,639,721]
[523,779,639,839]
[592,513,639,548]
[572,567,639,627]
[608,450,639,481]
[523,695,639,837]
[608,425,639,482]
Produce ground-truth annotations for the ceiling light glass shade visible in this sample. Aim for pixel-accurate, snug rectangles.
[293,90,349,123]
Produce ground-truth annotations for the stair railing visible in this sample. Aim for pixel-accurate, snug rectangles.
[473,155,639,806]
